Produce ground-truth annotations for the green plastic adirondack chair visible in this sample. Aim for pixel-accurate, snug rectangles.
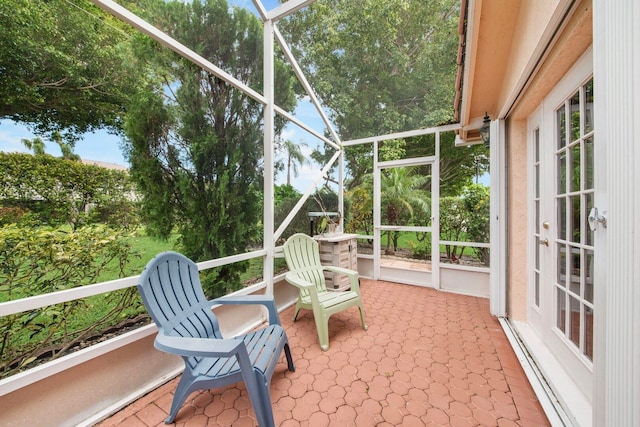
[282,233,367,351]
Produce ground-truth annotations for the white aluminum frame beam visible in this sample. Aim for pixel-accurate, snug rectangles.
[91,0,266,105]
[344,123,461,147]
[267,0,316,22]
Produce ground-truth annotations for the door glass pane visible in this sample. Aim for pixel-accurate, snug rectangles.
[535,236,541,307]
[570,143,581,192]
[570,248,581,295]
[557,287,566,332]
[535,128,540,162]
[585,306,594,361]
[569,296,581,347]
[557,106,566,149]
[558,151,567,193]
[570,195,581,243]
[558,197,566,239]
[557,245,567,287]
[585,136,594,189]
[569,91,581,142]
[585,192,594,246]
[535,271,540,307]
[585,249,594,303]
[585,78,594,134]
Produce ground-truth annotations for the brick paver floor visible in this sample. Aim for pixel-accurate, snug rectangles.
[97,279,550,426]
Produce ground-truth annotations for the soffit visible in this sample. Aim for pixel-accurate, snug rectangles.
[459,0,581,139]
[458,0,520,140]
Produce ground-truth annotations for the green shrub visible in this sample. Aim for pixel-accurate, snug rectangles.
[0,224,140,378]
[409,240,430,260]
[462,184,490,265]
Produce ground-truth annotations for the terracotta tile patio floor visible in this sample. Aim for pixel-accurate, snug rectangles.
[97,279,550,426]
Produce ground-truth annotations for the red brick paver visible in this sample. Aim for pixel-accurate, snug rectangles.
[97,280,549,426]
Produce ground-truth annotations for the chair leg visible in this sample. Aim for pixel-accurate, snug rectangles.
[284,343,295,372]
[312,310,330,351]
[358,304,368,331]
[292,302,302,322]
[249,371,276,427]
[165,372,195,424]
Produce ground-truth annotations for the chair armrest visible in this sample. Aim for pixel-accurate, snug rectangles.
[155,334,261,392]
[285,271,321,303]
[285,272,316,290]
[322,266,361,293]
[323,265,357,277]
[212,295,281,326]
[155,334,243,358]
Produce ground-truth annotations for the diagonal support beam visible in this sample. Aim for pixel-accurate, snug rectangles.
[90,0,266,106]
[274,149,341,241]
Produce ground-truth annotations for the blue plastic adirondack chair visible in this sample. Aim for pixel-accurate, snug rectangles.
[137,251,295,425]
[282,233,367,351]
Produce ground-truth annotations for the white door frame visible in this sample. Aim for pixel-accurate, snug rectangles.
[373,155,439,288]
[489,118,507,316]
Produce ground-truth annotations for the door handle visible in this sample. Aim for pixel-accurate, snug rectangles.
[538,238,549,246]
[588,207,607,230]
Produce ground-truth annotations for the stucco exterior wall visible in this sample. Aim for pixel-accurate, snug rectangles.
[506,119,529,321]
[509,0,593,121]
[496,0,560,116]
[504,0,592,321]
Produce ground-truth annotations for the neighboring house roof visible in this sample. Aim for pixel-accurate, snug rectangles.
[82,159,129,171]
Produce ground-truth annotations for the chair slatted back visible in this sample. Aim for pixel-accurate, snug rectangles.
[138,251,222,340]
[283,234,328,297]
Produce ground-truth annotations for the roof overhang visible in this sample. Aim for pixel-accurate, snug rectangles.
[455,0,522,144]
[455,0,583,144]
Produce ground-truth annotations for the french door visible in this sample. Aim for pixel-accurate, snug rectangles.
[528,49,594,400]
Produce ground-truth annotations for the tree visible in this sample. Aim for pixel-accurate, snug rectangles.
[274,184,301,207]
[439,195,466,261]
[281,140,309,186]
[377,166,430,253]
[21,132,81,161]
[0,0,142,141]
[21,138,45,156]
[392,131,489,198]
[51,132,81,161]
[344,187,373,236]
[281,0,462,188]
[124,0,297,296]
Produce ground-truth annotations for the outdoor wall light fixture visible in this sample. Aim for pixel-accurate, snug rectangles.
[480,113,491,149]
